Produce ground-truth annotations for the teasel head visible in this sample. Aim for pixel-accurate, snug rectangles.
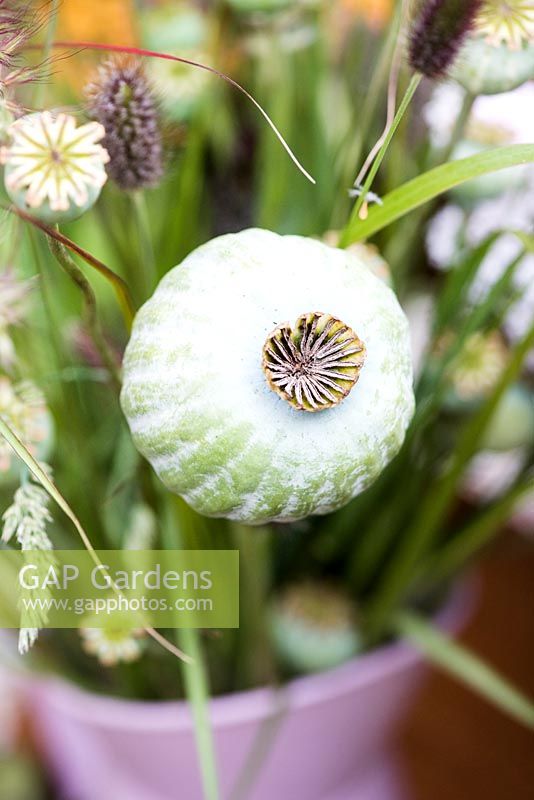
[85,55,164,191]
[408,0,485,79]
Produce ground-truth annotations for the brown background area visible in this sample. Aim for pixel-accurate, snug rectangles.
[398,542,534,800]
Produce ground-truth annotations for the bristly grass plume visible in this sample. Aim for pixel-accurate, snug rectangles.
[408,0,485,79]
[0,0,53,118]
[85,55,163,191]
[2,466,55,655]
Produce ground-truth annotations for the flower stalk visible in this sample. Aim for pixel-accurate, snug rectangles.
[48,39,316,184]
[47,234,122,390]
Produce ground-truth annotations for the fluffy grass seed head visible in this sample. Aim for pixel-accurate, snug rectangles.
[408,0,485,79]
[0,1,57,118]
[85,56,164,191]
[2,465,55,655]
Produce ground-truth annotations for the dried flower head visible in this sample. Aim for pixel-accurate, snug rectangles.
[262,312,366,412]
[409,0,485,79]
[476,0,534,49]
[0,266,34,369]
[85,56,163,191]
[442,330,508,401]
[0,112,109,219]
[80,626,145,666]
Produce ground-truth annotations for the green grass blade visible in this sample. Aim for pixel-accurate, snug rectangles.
[177,628,220,800]
[341,74,422,240]
[395,611,534,729]
[343,144,534,244]
[163,498,220,800]
[421,474,533,583]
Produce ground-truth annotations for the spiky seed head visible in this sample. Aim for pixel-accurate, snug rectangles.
[85,56,163,191]
[0,1,54,112]
[476,0,534,49]
[408,0,485,79]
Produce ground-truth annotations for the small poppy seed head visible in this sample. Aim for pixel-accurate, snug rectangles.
[408,0,485,80]
[85,56,163,191]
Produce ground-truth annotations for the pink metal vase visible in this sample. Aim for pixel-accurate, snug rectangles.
[23,583,472,800]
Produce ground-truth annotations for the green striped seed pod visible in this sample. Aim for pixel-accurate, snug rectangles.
[121,229,414,525]
[269,581,361,674]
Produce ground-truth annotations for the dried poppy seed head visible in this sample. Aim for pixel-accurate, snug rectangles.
[262,312,366,412]
[408,0,484,79]
[85,56,163,191]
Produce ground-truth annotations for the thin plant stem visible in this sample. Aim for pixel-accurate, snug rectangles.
[4,204,136,329]
[47,234,122,390]
[131,190,158,298]
[163,497,220,800]
[334,0,402,204]
[384,91,476,280]
[339,73,422,247]
[177,628,220,800]
[352,0,410,189]
[46,40,316,185]
[434,91,476,167]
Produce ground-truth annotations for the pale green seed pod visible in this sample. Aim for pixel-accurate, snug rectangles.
[482,385,534,452]
[4,169,104,226]
[121,229,414,525]
[1,112,108,226]
[269,582,361,674]
[452,37,534,95]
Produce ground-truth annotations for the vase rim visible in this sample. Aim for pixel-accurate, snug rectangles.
[20,578,476,733]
